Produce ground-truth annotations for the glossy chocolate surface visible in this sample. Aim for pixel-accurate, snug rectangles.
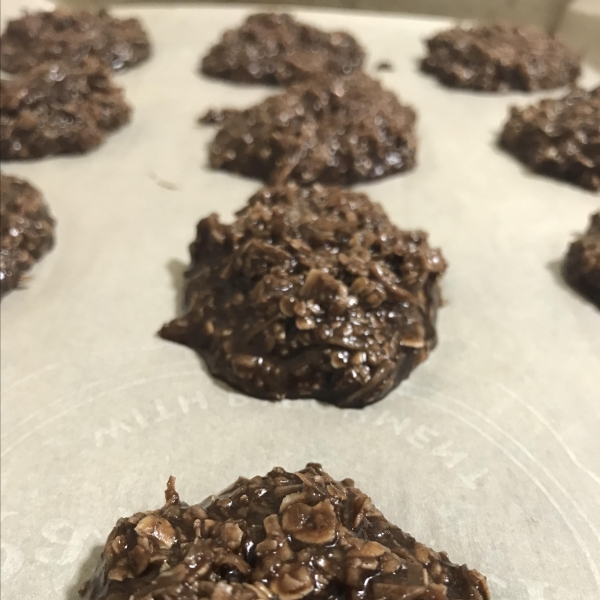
[81,464,490,600]
[160,185,446,407]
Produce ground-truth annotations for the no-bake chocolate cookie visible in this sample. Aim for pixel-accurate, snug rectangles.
[207,71,417,186]
[500,86,600,191]
[422,23,580,92]
[160,185,446,408]
[1,58,131,160]
[1,174,55,298]
[201,13,364,85]
[564,212,600,306]
[81,464,490,600]
[0,9,150,74]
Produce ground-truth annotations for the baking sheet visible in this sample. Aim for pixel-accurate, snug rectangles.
[1,5,600,599]
[57,0,573,34]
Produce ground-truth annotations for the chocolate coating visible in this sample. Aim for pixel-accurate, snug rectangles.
[1,58,131,160]
[0,9,151,74]
[0,173,55,298]
[421,23,580,92]
[80,464,490,600]
[500,86,600,191]
[159,185,446,408]
[207,71,417,186]
[200,13,364,86]
[564,212,600,306]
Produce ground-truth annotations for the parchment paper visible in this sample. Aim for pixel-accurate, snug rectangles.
[1,6,599,599]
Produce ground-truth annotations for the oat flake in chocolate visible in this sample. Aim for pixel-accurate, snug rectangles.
[500,86,600,191]
[80,464,490,600]
[206,71,417,186]
[160,185,446,408]
[564,212,600,306]
[0,9,151,74]
[1,173,55,298]
[200,13,364,85]
[421,23,580,92]
[0,58,131,160]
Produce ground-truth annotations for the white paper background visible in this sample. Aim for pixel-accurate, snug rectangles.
[1,6,599,599]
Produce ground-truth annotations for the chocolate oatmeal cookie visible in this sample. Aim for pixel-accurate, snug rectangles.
[200,13,364,85]
[500,86,600,191]
[1,174,55,298]
[1,58,131,160]
[206,71,417,186]
[0,9,150,73]
[159,185,446,408]
[564,212,600,306]
[81,464,490,600]
[421,23,580,92]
